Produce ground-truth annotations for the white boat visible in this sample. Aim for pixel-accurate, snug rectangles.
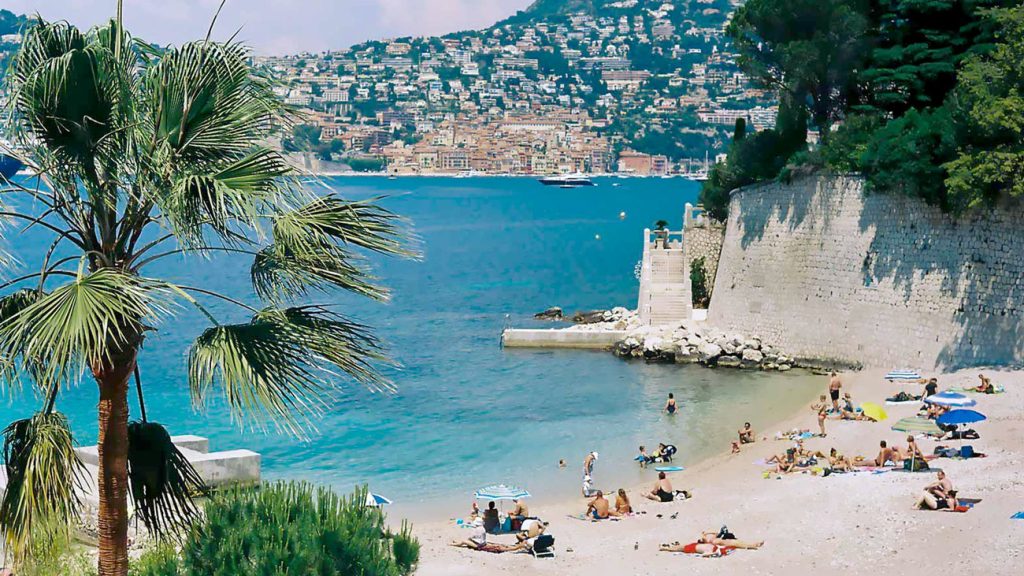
[538,174,595,188]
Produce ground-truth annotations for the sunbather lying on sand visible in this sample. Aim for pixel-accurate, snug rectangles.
[451,518,489,549]
[698,529,764,550]
[659,542,732,556]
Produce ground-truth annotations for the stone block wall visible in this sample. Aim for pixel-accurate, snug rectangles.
[707,175,1024,369]
[684,223,725,300]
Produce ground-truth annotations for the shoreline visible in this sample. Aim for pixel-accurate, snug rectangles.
[411,367,1023,575]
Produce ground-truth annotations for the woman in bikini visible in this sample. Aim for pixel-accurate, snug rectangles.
[612,488,633,516]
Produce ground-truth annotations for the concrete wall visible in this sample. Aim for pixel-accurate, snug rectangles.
[502,328,627,349]
[708,175,1024,369]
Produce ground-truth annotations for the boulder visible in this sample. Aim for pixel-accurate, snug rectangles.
[778,364,792,371]
[534,306,563,320]
[572,310,607,324]
[763,362,778,371]
[717,355,742,368]
[722,342,738,355]
[698,342,723,361]
[686,335,703,347]
[743,338,761,351]
[742,349,764,364]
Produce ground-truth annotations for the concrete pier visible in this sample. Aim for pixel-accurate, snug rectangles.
[501,328,627,349]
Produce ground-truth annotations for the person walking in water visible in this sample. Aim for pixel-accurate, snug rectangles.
[665,393,677,415]
[583,451,599,477]
[828,372,842,412]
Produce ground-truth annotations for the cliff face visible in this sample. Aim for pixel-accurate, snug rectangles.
[707,175,1024,369]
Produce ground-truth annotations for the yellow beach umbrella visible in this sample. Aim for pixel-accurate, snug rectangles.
[860,402,888,422]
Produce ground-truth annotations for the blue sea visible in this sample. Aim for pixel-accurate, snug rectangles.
[2,176,821,519]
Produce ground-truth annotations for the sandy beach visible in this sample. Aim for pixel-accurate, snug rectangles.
[413,368,1024,575]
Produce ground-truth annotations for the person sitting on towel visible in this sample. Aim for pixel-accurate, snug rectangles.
[586,491,611,520]
[644,472,680,502]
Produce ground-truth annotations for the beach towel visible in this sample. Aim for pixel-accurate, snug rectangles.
[886,370,922,381]
[566,513,618,522]
[886,399,923,406]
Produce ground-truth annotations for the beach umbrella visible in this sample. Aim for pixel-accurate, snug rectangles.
[860,402,888,422]
[891,417,942,435]
[937,409,987,427]
[923,391,976,408]
[886,370,922,381]
[474,484,531,501]
[365,492,393,507]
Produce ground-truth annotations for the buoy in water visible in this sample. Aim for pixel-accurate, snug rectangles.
[619,211,626,220]
[594,234,601,240]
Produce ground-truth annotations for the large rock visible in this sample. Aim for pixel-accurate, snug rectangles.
[572,310,608,324]
[674,345,699,364]
[742,349,764,364]
[717,355,742,368]
[722,342,738,355]
[534,306,563,320]
[698,342,723,361]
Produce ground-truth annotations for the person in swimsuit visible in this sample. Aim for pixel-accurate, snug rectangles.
[972,373,994,393]
[738,422,755,444]
[586,491,611,520]
[828,372,842,411]
[699,530,764,549]
[665,393,677,414]
[829,448,853,472]
[450,518,489,549]
[644,471,676,502]
[612,488,632,516]
[869,440,899,466]
[583,451,598,477]
[660,542,732,556]
[924,378,938,398]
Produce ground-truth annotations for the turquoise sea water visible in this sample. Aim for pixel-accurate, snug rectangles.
[2,176,822,519]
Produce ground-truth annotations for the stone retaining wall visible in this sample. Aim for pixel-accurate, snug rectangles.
[707,175,1024,369]
[684,222,725,302]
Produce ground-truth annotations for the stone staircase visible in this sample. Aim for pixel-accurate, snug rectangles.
[638,229,693,326]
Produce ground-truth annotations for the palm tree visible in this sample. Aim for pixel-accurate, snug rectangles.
[0,4,412,575]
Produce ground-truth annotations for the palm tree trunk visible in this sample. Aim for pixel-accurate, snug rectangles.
[93,348,138,576]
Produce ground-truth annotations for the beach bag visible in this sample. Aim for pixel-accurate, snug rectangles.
[904,458,929,472]
[533,534,555,554]
[960,445,975,459]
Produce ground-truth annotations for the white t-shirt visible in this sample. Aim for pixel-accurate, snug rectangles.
[469,524,486,547]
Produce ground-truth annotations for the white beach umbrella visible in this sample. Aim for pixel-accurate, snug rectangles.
[923,391,977,408]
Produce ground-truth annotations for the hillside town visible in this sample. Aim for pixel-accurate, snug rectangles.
[254,0,777,175]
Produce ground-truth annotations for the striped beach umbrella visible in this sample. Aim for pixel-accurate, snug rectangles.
[886,369,922,381]
[891,417,942,435]
[924,391,977,408]
[474,484,531,501]
[365,492,393,507]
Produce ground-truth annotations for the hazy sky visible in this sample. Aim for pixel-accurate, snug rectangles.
[5,1,534,54]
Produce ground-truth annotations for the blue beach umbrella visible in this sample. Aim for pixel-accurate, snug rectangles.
[366,492,393,507]
[474,484,531,501]
[924,391,977,408]
[937,409,987,427]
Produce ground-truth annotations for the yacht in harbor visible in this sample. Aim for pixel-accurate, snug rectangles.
[538,174,595,188]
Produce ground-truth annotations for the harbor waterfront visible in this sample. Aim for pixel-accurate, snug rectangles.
[3,176,824,519]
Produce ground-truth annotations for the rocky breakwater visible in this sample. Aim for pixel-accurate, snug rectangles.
[613,322,798,370]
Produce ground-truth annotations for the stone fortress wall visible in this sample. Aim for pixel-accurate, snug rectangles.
[682,202,725,302]
[707,175,1024,369]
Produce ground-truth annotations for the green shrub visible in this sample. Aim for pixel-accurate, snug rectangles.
[129,544,180,576]
[860,106,958,209]
[690,257,711,309]
[176,481,417,576]
[820,114,885,172]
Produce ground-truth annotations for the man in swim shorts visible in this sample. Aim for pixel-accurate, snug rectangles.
[829,372,842,411]
[586,491,610,520]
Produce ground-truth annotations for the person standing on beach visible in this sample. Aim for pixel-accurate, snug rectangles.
[828,372,842,411]
[665,393,677,414]
[924,378,939,398]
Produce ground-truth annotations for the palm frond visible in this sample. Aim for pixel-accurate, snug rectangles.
[0,289,43,394]
[156,148,293,247]
[188,306,390,435]
[0,269,174,387]
[252,195,416,302]
[0,412,87,566]
[127,421,205,541]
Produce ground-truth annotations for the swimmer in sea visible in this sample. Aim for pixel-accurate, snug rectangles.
[665,393,677,415]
